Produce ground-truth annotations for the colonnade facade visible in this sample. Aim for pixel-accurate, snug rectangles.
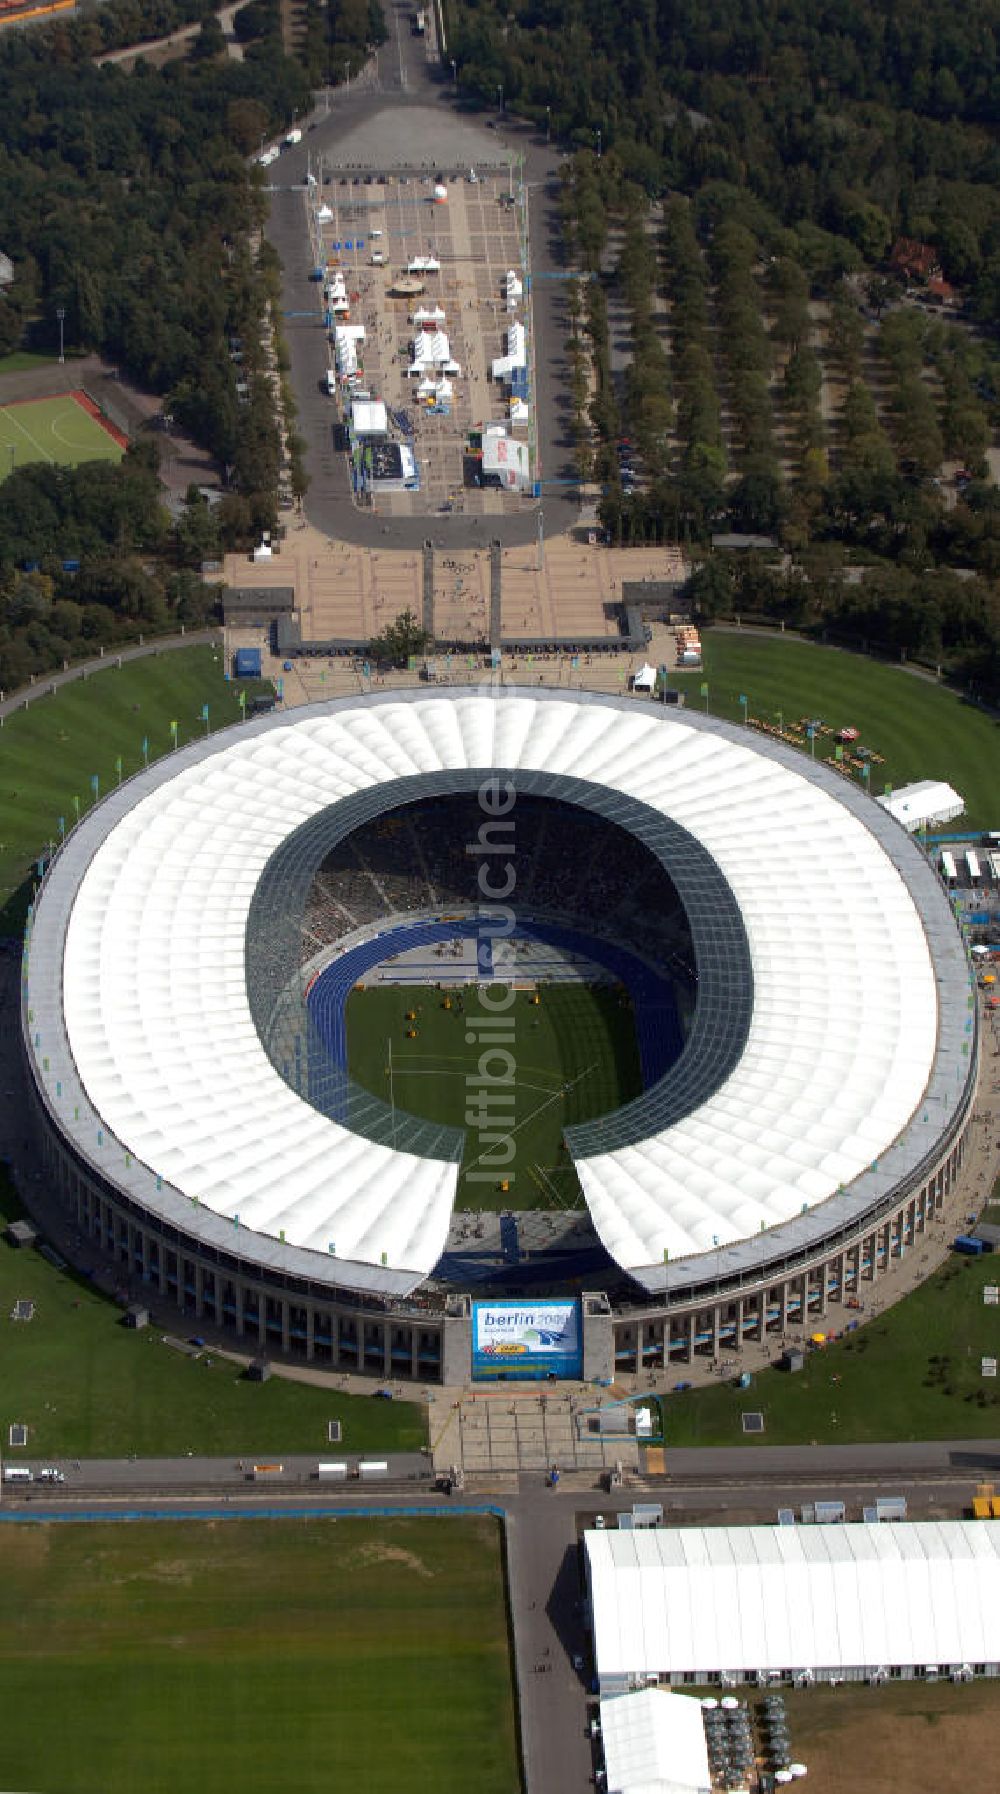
[611,1128,969,1373]
[28,1080,973,1389]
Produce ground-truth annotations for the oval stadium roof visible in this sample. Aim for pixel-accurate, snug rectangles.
[25,689,967,1296]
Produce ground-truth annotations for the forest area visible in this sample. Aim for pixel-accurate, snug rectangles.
[447,0,1000,693]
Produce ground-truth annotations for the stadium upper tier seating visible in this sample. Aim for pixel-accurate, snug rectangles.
[301,795,695,983]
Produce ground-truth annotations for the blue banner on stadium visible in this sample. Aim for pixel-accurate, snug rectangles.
[472,1299,582,1380]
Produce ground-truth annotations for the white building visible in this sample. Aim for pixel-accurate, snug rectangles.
[503,268,523,310]
[600,1690,711,1794]
[333,323,365,378]
[492,321,526,379]
[877,779,965,833]
[482,431,530,491]
[408,330,460,376]
[411,305,447,327]
[351,398,387,437]
[407,254,440,274]
[586,1523,1000,1695]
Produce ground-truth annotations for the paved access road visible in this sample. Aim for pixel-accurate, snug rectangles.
[265,0,581,552]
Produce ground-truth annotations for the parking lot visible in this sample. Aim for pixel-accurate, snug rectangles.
[310,166,534,517]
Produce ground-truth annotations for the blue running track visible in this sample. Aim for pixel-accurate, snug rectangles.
[306,919,683,1090]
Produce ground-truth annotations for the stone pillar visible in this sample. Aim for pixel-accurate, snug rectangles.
[383,1324,393,1378]
[711,1304,721,1359]
[581,1294,614,1382]
[195,1263,205,1319]
[305,1305,315,1363]
[281,1301,290,1356]
[817,1265,828,1317]
[634,1322,645,1374]
[411,1330,420,1380]
[735,1297,745,1352]
[441,1300,472,1386]
[686,1312,696,1362]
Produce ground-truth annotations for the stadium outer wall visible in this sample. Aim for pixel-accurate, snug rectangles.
[23,1051,976,1387]
[17,684,981,1388]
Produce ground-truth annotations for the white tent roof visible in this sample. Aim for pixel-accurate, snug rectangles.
[32,693,948,1285]
[410,329,453,367]
[351,398,387,436]
[587,1524,1000,1678]
[877,779,964,832]
[601,1691,711,1794]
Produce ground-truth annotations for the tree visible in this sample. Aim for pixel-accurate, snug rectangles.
[368,609,430,667]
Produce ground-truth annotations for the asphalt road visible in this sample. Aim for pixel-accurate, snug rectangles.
[265,0,581,552]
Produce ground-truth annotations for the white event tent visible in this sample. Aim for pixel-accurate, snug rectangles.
[877,779,965,832]
[586,1523,1000,1694]
[600,1689,711,1794]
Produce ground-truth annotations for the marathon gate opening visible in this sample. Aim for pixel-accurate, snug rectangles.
[472,1299,582,1380]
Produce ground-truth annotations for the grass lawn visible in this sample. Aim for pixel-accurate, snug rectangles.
[0,1176,425,1457]
[0,351,59,376]
[0,644,270,932]
[661,1252,1000,1448]
[673,632,999,828]
[766,1681,1000,1794]
[0,392,122,476]
[0,1517,520,1794]
[346,981,642,1210]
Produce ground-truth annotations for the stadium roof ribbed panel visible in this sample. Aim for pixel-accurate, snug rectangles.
[586,1523,1000,1678]
[30,690,956,1288]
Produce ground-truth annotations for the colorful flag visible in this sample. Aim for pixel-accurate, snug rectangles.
[835,744,843,762]
[201,704,209,722]
[90,774,99,796]
[700,681,709,697]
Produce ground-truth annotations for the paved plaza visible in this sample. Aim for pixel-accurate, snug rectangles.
[310,166,532,516]
[223,524,688,680]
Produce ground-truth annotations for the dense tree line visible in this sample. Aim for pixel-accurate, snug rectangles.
[447,0,1000,330]
[0,445,221,688]
[0,8,312,483]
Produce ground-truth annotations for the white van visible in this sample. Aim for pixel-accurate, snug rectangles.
[370,228,384,239]
[3,1466,32,1482]
[370,252,387,265]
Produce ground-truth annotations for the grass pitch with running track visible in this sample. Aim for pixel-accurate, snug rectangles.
[0,392,123,475]
[0,1517,519,1794]
[346,981,642,1210]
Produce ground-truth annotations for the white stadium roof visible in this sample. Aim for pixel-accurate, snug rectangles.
[24,689,967,1295]
[586,1523,1000,1681]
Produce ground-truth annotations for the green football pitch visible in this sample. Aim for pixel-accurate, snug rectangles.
[346,981,642,1209]
[0,1517,519,1794]
[0,392,123,475]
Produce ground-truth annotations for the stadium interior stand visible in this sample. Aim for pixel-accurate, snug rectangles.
[302,796,696,989]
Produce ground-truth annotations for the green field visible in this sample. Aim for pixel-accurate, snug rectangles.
[673,632,999,828]
[0,1176,425,1456]
[346,982,642,1210]
[661,1251,1000,1448]
[0,351,59,376]
[0,644,270,932]
[0,1517,520,1794]
[0,392,123,476]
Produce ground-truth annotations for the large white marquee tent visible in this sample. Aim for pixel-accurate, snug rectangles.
[586,1523,1000,1694]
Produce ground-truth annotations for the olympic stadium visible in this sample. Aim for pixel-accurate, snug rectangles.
[21,688,977,1385]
